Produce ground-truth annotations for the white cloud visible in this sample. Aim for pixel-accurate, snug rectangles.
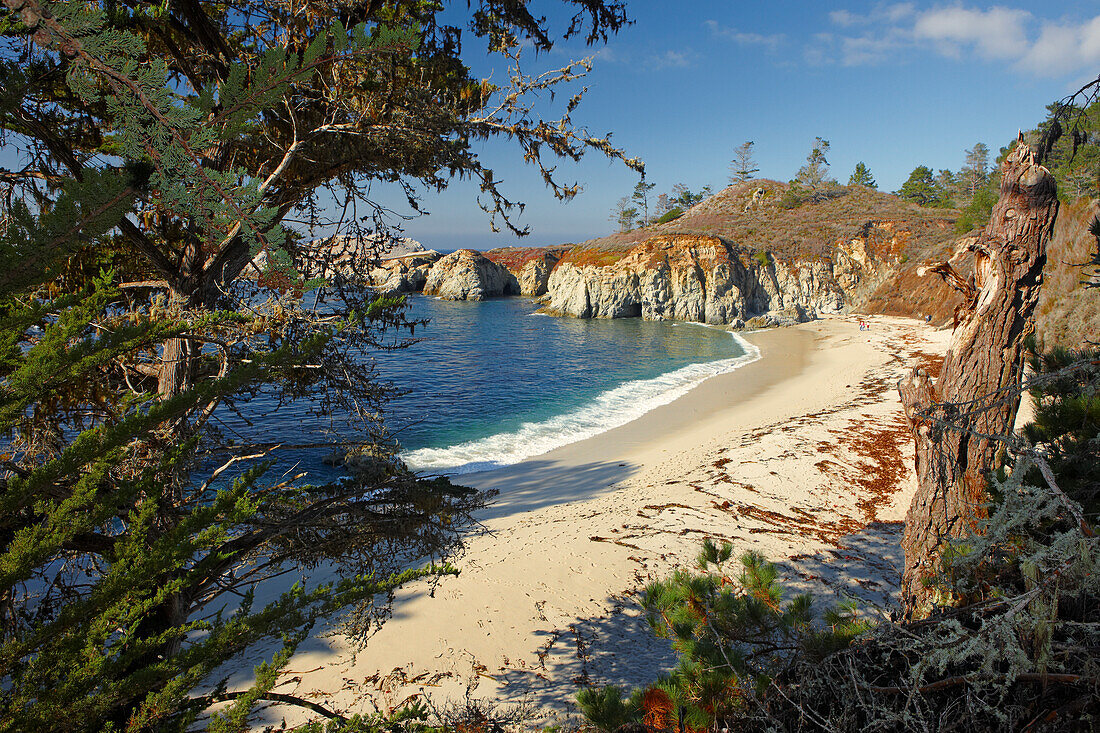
[704,19,785,51]
[806,27,914,67]
[815,4,1100,78]
[885,3,917,23]
[1018,16,1100,76]
[829,3,915,28]
[829,10,860,28]
[912,6,1030,61]
[648,50,692,70]
[840,32,910,66]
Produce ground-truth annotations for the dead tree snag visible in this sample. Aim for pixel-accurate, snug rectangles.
[899,134,1059,618]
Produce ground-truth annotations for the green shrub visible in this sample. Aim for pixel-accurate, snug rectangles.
[656,207,684,224]
[753,250,770,267]
[954,211,976,234]
[778,184,807,209]
[578,540,870,732]
[575,686,640,732]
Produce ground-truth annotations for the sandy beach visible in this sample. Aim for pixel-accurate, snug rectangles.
[261,314,951,729]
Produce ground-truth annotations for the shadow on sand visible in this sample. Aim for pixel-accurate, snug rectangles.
[461,458,638,521]
[489,520,908,718]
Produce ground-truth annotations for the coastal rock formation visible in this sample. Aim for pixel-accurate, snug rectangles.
[483,247,567,296]
[369,250,442,294]
[833,221,915,297]
[423,249,519,300]
[515,250,563,296]
[544,235,846,326]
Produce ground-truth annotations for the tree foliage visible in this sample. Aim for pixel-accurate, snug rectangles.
[848,161,876,188]
[576,540,869,732]
[0,0,639,728]
[897,164,951,207]
[729,140,759,184]
[669,183,708,210]
[610,195,637,232]
[961,142,991,198]
[1038,97,1100,199]
[795,136,834,190]
[632,178,656,226]
[1021,339,1100,518]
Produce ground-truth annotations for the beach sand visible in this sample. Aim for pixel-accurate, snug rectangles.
[262,314,951,729]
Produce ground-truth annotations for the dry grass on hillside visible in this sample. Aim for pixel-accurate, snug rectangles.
[1035,198,1100,348]
[861,197,1100,342]
[860,263,965,327]
[483,246,571,270]
[569,181,959,264]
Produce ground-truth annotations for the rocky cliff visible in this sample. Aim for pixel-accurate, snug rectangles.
[544,235,839,325]
[363,184,957,325]
[483,247,567,296]
[369,250,441,294]
[522,181,959,327]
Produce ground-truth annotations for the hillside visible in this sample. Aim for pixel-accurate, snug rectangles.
[559,180,958,266]
[478,180,1095,345]
[1035,198,1100,348]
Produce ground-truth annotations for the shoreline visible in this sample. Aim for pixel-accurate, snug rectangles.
[402,319,763,476]
[262,314,950,729]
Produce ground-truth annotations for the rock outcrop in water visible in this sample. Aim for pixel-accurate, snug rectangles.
[483,248,566,297]
[422,249,519,300]
[544,235,845,326]
[369,250,442,294]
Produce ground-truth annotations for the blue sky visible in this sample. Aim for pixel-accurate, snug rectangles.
[386,1,1100,252]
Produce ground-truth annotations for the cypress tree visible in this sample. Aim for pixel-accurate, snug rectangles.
[0,0,637,727]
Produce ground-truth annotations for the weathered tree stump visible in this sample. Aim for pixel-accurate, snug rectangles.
[899,134,1058,618]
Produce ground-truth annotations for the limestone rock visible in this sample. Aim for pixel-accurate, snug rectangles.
[545,235,845,326]
[423,250,520,300]
[515,250,564,296]
[483,247,567,296]
[369,250,441,294]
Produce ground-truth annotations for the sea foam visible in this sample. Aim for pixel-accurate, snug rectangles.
[402,330,761,475]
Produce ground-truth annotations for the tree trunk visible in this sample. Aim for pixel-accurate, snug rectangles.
[157,334,195,397]
[157,239,202,400]
[899,135,1058,618]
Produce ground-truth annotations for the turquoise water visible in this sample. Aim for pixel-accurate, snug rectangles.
[375,296,757,474]
[217,295,758,478]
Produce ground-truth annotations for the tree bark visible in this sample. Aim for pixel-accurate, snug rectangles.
[899,134,1058,618]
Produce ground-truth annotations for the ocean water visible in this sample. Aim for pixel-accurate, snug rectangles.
[216,295,758,479]
[377,296,758,474]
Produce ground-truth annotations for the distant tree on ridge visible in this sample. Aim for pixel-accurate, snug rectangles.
[848,162,877,188]
[961,142,991,198]
[795,137,835,190]
[611,196,638,232]
[670,183,706,210]
[729,141,760,184]
[633,179,656,225]
[898,165,950,207]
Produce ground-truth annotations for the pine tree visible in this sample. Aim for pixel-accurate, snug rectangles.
[577,540,869,732]
[848,161,877,188]
[1,0,641,397]
[610,196,637,232]
[632,179,656,225]
[729,141,760,184]
[795,137,834,190]
[897,165,949,207]
[1022,340,1100,517]
[669,183,705,210]
[961,142,991,198]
